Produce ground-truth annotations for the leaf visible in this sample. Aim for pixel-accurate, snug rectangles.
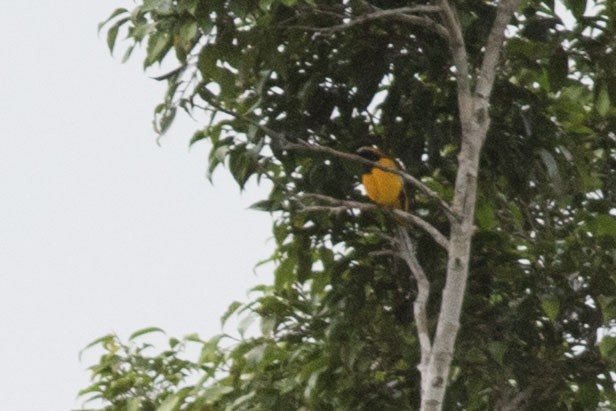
[587,215,616,238]
[121,44,136,63]
[237,311,258,338]
[156,394,180,411]
[596,86,611,117]
[202,385,234,402]
[245,344,267,366]
[598,295,616,324]
[475,198,497,230]
[599,336,616,364]
[98,8,128,33]
[274,257,296,291]
[541,295,560,321]
[487,341,506,366]
[127,398,142,411]
[129,327,165,341]
[249,199,281,212]
[538,148,562,194]
[564,0,587,19]
[143,0,173,13]
[198,335,224,364]
[221,301,243,326]
[547,46,568,92]
[106,18,129,55]
[155,106,177,135]
[228,146,258,189]
[145,32,172,68]
[79,334,116,360]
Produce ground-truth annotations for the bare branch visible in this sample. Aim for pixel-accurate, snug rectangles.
[298,193,449,250]
[475,0,523,117]
[396,227,432,384]
[288,6,449,39]
[437,0,472,130]
[495,385,534,411]
[285,140,459,222]
[391,14,450,39]
[203,98,458,221]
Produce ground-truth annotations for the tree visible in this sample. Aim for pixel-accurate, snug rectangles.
[80,0,616,410]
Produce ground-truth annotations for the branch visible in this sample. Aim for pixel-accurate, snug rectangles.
[285,140,459,222]
[474,0,522,131]
[288,6,449,39]
[390,14,449,40]
[437,0,472,131]
[298,193,449,250]
[203,98,458,221]
[396,227,432,386]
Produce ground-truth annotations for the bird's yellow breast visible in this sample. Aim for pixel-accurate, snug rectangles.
[361,158,404,208]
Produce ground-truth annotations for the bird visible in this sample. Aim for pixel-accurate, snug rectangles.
[356,146,409,212]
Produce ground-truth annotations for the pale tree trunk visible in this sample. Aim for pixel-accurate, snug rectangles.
[219,0,523,407]
[411,1,523,409]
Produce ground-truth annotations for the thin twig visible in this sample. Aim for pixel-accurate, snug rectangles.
[391,15,449,40]
[474,0,523,142]
[288,6,448,39]
[396,227,432,379]
[285,141,459,222]
[437,0,472,130]
[299,193,449,250]
[203,98,458,221]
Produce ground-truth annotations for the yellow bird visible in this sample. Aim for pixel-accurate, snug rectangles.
[356,146,409,211]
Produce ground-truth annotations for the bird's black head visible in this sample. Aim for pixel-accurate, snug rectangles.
[356,146,381,162]
[356,146,382,174]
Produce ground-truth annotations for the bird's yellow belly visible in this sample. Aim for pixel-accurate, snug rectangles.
[362,167,403,207]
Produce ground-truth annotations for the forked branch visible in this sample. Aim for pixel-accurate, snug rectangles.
[297,193,449,250]
[204,99,458,221]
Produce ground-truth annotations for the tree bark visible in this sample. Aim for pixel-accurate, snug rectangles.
[416,1,522,409]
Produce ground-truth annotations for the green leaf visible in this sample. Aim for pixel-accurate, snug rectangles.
[245,344,267,366]
[587,215,616,238]
[79,334,115,359]
[202,385,234,403]
[198,335,224,364]
[155,106,177,135]
[145,32,172,67]
[129,326,165,341]
[156,394,180,411]
[564,0,587,19]
[237,312,258,338]
[475,198,497,230]
[541,295,560,321]
[598,295,616,324]
[487,341,506,366]
[547,46,568,92]
[249,199,281,212]
[121,44,136,63]
[106,18,129,55]
[98,8,128,33]
[596,86,610,117]
[274,257,296,291]
[221,301,243,326]
[228,146,258,189]
[127,398,142,411]
[143,0,173,13]
[599,336,616,364]
[538,148,562,193]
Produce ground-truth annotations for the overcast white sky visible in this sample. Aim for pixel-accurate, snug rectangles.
[0,2,273,410]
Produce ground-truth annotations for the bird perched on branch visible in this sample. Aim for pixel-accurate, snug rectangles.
[356,146,409,212]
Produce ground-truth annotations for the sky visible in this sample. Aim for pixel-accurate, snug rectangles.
[0,2,273,410]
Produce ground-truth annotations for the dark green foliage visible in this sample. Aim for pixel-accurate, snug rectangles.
[81,0,616,409]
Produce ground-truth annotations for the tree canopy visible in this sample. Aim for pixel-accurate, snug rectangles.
[81,0,616,410]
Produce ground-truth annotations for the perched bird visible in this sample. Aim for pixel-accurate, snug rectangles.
[356,146,409,211]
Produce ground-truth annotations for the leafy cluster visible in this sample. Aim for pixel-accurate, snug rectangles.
[82,0,616,409]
